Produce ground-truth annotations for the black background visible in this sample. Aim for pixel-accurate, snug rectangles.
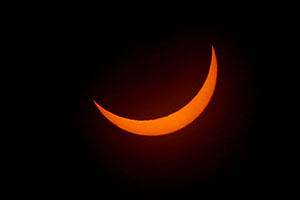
[26,9,292,198]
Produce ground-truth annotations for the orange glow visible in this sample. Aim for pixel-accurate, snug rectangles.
[94,46,218,136]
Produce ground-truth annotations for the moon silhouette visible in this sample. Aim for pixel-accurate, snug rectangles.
[94,46,218,136]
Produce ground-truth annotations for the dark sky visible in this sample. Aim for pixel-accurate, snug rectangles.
[31,10,290,198]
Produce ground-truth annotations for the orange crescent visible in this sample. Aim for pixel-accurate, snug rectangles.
[94,46,217,136]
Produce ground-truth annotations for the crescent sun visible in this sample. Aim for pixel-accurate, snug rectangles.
[94,46,218,136]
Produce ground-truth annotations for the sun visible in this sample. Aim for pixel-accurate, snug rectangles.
[94,46,217,136]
